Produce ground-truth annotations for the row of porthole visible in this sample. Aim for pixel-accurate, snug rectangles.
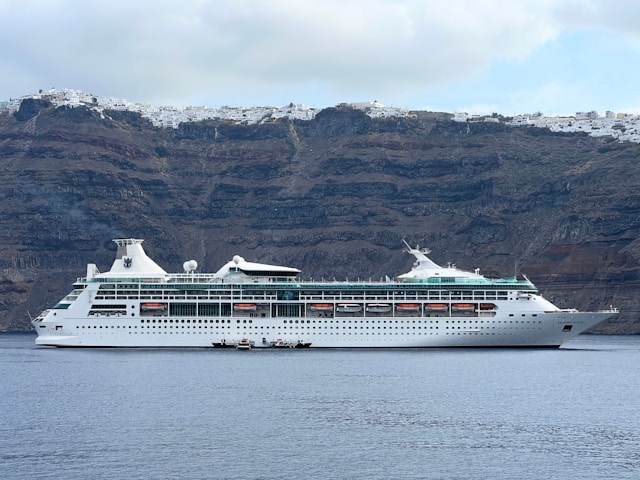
[139,325,441,330]
[137,317,542,325]
[78,322,541,330]
[78,325,443,331]
[130,331,442,335]
[135,325,537,332]
[125,331,508,336]
[142,319,236,324]
[73,326,514,336]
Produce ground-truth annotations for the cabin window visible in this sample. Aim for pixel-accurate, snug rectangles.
[170,303,197,316]
[199,304,220,316]
[277,290,299,301]
[273,304,301,317]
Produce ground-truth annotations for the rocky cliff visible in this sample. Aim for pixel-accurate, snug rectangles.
[1,100,639,333]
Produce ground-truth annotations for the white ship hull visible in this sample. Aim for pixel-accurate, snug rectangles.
[34,309,613,348]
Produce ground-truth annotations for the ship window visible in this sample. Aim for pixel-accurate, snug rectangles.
[563,325,573,332]
[170,303,197,316]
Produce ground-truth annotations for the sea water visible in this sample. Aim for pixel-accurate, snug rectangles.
[1,333,639,480]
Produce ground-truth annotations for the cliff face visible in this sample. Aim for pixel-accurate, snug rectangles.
[1,101,639,333]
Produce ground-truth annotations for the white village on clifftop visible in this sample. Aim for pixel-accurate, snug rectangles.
[2,88,640,143]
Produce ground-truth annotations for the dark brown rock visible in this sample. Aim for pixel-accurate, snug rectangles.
[0,102,638,333]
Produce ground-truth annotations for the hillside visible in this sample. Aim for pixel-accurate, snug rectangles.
[1,99,639,333]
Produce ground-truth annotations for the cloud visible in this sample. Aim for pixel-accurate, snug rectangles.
[1,0,640,111]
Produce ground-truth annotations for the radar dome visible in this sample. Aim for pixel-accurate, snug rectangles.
[233,255,244,264]
[183,260,198,273]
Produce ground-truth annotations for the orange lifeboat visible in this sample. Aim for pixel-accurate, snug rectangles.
[309,303,334,311]
[479,303,497,310]
[396,303,420,311]
[140,302,166,311]
[425,303,448,311]
[451,303,475,312]
[234,303,257,311]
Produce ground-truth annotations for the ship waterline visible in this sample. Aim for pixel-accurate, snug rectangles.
[32,238,618,348]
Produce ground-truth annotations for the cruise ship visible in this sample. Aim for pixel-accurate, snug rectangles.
[32,238,617,348]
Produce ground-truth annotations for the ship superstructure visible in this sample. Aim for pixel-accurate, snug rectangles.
[32,238,617,348]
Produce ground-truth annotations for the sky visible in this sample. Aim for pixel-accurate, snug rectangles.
[2,0,640,116]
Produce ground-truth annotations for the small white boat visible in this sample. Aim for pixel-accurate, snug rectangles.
[270,338,296,348]
[235,338,254,350]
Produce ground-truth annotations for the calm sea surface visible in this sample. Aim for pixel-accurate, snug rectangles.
[1,333,639,480]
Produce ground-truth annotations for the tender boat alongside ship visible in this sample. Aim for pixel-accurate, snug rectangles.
[32,238,618,348]
[235,338,254,350]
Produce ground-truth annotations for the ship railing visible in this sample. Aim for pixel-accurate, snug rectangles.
[553,307,619,314]
[81,276,168,283]
[296,280,537,291]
